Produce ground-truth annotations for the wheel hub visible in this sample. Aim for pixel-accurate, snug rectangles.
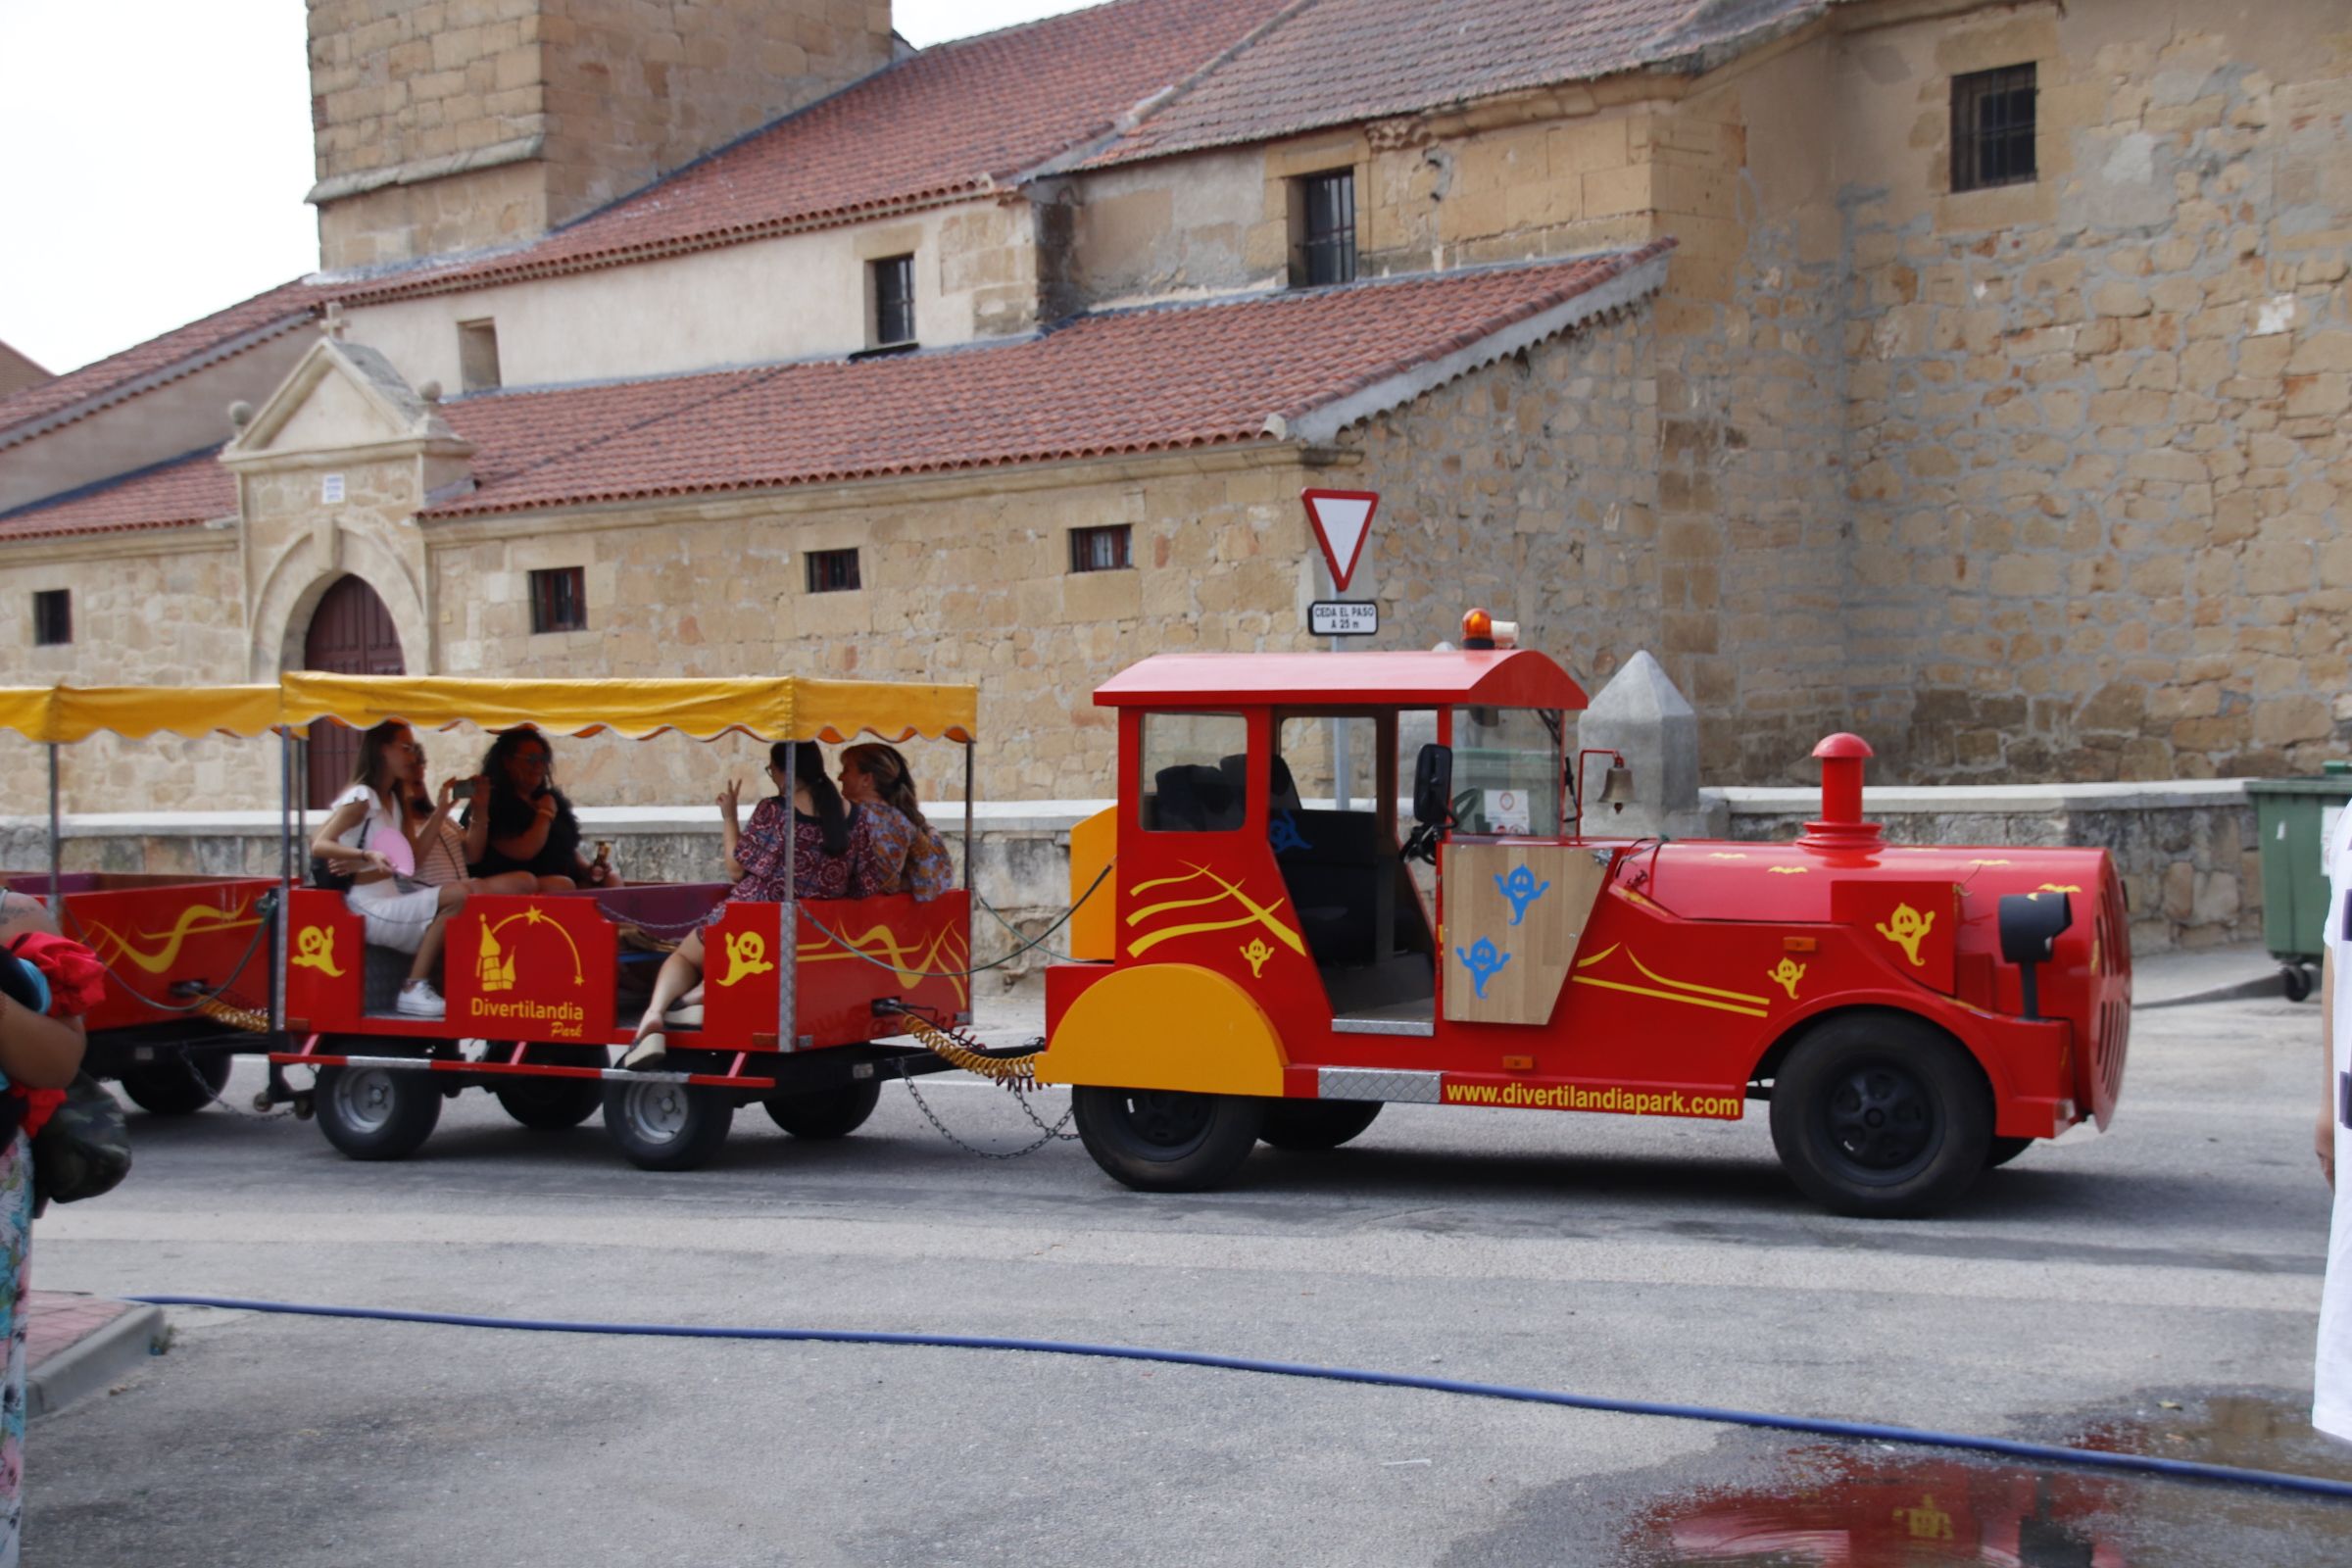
[1825,1065,1934,1171]
[333,1068,399,1136]
[624,1083,690,1142]
[1120,1090,1213,1153]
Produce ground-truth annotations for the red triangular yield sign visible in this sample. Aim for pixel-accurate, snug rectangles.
[1301,488,1378,592]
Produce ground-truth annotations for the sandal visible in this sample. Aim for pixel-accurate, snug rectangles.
[620,1030,667,1070]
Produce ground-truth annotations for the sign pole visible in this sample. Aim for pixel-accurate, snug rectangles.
[1328,558,1352,811]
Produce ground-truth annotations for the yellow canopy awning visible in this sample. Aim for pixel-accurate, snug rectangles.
[275,674,975,744]
[48,685,287,743]
[0,685,287,743]
[0,689,54,744]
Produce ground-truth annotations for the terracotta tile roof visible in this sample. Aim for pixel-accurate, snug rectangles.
[336,0,1297,307]
[1089,0,1826,167]
[424,243,1670,518]
[0,280,329,448]
[0,448,235,543]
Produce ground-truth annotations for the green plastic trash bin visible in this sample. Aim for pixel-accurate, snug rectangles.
[2245,761,2352,1001]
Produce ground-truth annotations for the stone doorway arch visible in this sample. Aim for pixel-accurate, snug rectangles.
[301,573,405,807]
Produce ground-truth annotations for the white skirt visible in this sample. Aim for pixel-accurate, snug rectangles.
[346,875,443,956]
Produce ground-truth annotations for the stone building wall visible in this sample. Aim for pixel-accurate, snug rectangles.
[426,447,1337,806]
[0,534,264,816]
[1338,302,1662,687]
[341,196,1040,393]
[309,0,894,270]
[1722,0,2352,785]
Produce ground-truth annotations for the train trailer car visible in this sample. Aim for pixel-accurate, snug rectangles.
[264,671,997,1170]
[0,683,291,1115]
[15,871,279,1113]
[1036,623,2130,1217]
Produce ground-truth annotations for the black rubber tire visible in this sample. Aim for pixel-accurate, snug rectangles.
[315,1051,442,1160]
[603,1079,734,1171]
[1768,1012,1991,1218]
[2283,964,2314,1004]
[763,1076,883,1140]
[1071,1085,1263,1193]
[494,1063,606,1130]
[119,1053,233,1117]
[1258,1099,1382,1152]
[1984,1136,2034,1169]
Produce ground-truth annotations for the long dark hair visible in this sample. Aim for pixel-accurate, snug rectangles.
[479,726,555,806]
[785,742,851,856]
[350,721,411,802]
[844,743,928,832]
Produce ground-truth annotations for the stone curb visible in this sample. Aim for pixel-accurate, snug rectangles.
[26,1301,168,1419]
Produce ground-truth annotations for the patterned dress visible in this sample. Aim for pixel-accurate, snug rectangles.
[847,804,955,902]
[0,1120,30,1565]
[701,798,855,926]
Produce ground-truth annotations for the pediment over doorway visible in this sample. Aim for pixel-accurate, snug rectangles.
[222,333,472,466]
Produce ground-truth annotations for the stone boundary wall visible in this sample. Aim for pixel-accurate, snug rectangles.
[0,782,2259,978]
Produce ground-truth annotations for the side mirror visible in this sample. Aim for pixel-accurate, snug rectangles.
[1412,744,1453,827]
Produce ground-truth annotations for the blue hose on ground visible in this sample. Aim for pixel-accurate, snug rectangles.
[132,1294,2352,1503]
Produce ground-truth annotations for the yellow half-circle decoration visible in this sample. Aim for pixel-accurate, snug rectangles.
[1033,963,1287,1096]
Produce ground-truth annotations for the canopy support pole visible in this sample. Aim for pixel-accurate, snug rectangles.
[779,740,797,1053]
[275,728,294,1030]
[45,744,60,910]
[961,743,974,891]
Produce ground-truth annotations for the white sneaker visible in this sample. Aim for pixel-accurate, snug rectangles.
[396,980,446,1019]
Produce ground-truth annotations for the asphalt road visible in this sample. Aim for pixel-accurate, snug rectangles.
[23,989,2352,1566]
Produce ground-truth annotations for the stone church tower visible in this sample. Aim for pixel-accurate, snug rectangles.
[306,0,897,270]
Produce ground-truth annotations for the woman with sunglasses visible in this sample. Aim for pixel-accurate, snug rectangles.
[466,726,623,892]
[311,721,507,1018]
[622,744,855,1069]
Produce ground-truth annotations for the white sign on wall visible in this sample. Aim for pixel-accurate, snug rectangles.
[321,473,346,505]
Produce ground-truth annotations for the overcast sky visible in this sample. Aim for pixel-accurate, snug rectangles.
[0,0,1092,376]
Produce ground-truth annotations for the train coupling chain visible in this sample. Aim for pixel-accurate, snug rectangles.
[883,1006,1076,1156]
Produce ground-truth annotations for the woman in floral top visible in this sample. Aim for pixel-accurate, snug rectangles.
[840,743,956,902]
[622,745,854,1069]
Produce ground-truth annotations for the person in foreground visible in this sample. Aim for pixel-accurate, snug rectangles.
[0,891,96,1567]
[2317,803,2350,1443]
[621,745,855,1070]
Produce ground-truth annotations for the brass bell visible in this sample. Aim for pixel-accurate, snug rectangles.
[1597,763,1637,813]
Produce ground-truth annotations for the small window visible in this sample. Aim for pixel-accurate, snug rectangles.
[529,566,585,633]
[1951,65,2036,192]
[1138,712,1249,833]
[459,318,502,392]
[870,255,915,347]
[1070,524,1132,573]
[807,548,861,594]
[31,590,70,647]
[1293,170,1357,287]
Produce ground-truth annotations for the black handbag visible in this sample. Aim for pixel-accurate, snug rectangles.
[31,1073,132,1204]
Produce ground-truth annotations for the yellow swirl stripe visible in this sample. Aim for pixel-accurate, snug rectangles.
[1570,974,1770,1018]
[83,903,259,975]
[1626,950,1769,1006]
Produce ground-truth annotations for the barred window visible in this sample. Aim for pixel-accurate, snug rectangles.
[1070,524,1132,573]
[871,255,915,347]
[1951,65,2036,192]
[529,566,585,633]
[807,548,861,594]
[31,590,70,647]
[1293,171,1356,287]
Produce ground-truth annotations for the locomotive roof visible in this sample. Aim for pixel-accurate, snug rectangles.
[1095,650,1588,710]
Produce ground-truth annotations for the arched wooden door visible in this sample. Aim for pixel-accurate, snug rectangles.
[302,574,405,807]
